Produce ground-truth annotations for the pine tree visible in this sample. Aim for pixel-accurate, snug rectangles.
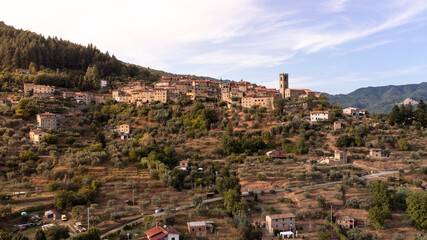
[414,99,426,127]
[389,104,400,126]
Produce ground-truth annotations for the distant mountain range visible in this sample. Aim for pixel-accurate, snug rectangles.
[325,82,427,114]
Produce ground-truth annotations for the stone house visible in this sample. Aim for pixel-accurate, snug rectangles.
[266,213,296,235]
[336,216,355,229]
[187,221,214,234]
[29,128,49,145]
[369,148,388,158]
[343,107,360,117]
[334,150,348,164]
[36,112,57,129]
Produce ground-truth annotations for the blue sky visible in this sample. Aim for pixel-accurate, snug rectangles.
[1,0,427,94]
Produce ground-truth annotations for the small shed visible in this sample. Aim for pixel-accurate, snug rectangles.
[45,208,62,220]
[187,221,214,234]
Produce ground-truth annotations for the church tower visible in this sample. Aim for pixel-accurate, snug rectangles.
[279,73,288,99]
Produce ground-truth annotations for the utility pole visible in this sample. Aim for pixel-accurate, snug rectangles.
[87,207,90,229]
[330,204,333,225]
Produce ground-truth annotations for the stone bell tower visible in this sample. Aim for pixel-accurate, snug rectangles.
[279,73,288,99]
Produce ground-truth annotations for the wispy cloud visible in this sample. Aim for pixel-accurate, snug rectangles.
[1,0,427,88]
[325,0,349,12]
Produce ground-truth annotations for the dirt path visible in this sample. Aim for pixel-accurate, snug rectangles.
[100,169,405,239]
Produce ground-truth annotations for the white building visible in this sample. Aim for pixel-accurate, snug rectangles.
[309,111,329,122]
[100,80,108,88]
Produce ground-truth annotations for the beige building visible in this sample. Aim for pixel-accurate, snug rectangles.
[119,123,130,134]
[24,83,54,97]
[187,221,214,234]
[154,89,168,103]
[29,128,49,145]
[369,148,387,158]
[334,121,343,130]
[241,95,277,109]
[320,151,347,166]
[36,112,57,129]
[285,89,315,99]
[343,107,360,117]
[334,150,348,164]
[74,92,92,104]
[92,94,112,104]
[118,123,131,140]
[266,213,296,234]
[336,216,355,229]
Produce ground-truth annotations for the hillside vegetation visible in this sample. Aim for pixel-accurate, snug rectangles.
[326,82,427,113]
[0,21,160,91]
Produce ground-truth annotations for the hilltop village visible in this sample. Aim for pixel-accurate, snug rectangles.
[21,73,318,109]
[0,22,426,240]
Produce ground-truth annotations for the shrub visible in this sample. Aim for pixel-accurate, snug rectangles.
[398,139,410,151]
[334,192,343,200]
[256,173,267,181]
[265,205,274,213]
[316,196,327,208]
[346,198,361,208]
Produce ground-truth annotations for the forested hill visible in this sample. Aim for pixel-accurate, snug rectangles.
[0,21,160,90]
[325,82,427,114]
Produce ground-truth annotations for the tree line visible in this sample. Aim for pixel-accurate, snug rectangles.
[389,100,426,128]
[0,21,159,91]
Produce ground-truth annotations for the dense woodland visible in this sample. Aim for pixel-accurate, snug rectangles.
[0,21,159,91]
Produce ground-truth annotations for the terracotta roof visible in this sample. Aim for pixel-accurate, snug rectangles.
[163,226,180,235]
[50,208,62,215]
[144,223,180,238]
[310,111,329,114]
[149,233,167,240]
[144,223,168,237]
[268,213,295,219]
[39,112,56,116]
[31,129,47,134]
[337,216,354,221]
[286,88,314,93]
